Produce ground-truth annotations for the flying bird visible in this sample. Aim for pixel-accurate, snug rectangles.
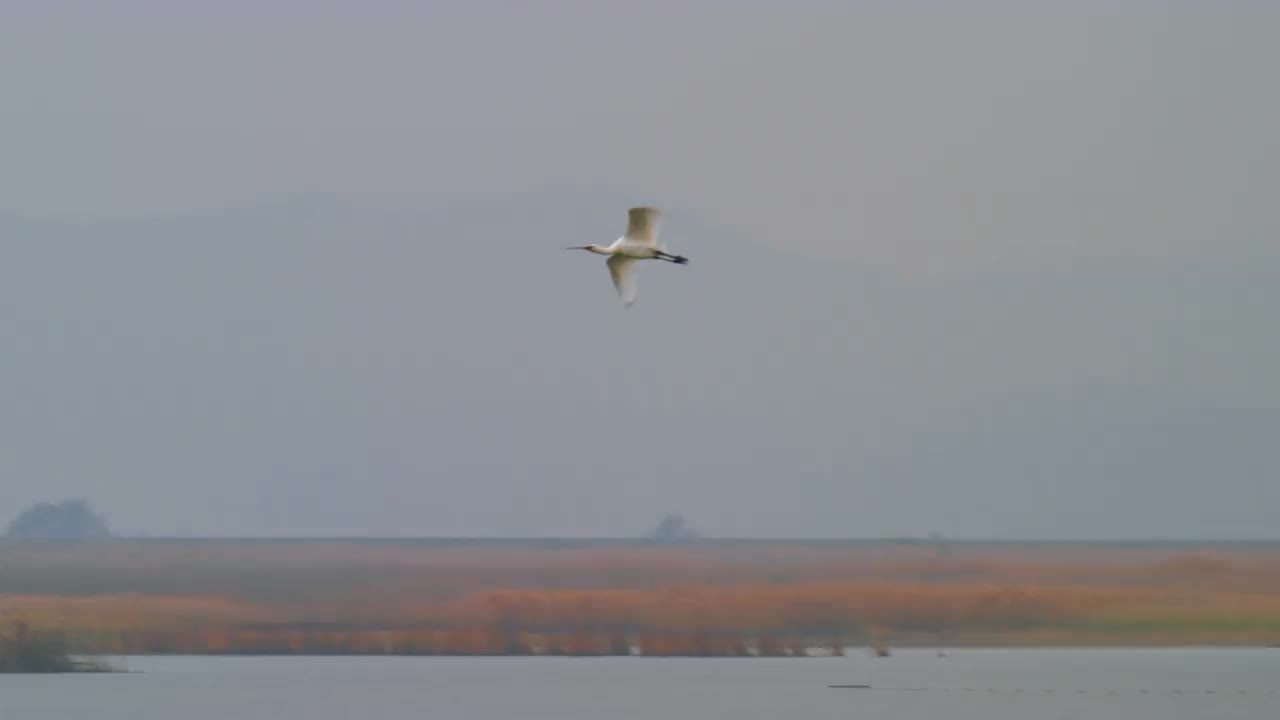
[566,207,688,307]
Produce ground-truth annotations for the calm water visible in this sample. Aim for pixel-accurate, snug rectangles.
[3,649,1278,719]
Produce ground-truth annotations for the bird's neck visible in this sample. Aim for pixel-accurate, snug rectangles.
[586,245,612,255]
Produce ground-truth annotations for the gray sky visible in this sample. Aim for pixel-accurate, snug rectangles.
[1,1,1277,538]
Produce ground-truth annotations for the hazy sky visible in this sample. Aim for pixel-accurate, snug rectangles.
[2,2,1277,538]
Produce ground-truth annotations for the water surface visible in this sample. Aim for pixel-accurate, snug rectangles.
[3,648,1277,719]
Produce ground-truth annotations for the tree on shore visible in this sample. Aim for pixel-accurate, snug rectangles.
[6,499,110,540]
[646,513,700,542]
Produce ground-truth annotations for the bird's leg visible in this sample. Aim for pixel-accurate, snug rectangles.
[655,251,689,265]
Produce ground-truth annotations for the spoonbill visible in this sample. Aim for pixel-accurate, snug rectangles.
[566,207,688,307]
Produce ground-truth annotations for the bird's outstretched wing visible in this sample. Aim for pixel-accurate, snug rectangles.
[606,254,639,307]
[624,207,661,247]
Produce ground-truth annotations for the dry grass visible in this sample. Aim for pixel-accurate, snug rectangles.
[3,540,1279,655]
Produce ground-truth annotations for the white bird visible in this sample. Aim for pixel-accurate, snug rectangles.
[566,207,688,307]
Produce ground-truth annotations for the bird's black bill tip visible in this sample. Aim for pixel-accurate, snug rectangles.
[565,246,590,250]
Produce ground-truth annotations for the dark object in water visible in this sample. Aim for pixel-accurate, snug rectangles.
[1,621,77,673]
[0,620,118,673]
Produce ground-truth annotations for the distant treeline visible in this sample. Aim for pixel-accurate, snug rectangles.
[3,541,1279,656]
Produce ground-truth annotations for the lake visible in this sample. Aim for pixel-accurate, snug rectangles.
[3,648,1277,719]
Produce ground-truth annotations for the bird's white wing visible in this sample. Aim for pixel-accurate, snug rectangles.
[606,254,639,307]
[624,207,661,247]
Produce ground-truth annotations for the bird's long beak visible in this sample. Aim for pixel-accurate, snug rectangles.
[565,246,590,250]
